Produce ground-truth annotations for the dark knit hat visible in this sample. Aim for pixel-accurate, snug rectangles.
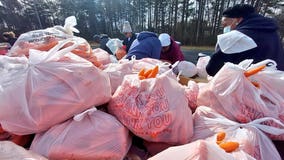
[222,4,255,18]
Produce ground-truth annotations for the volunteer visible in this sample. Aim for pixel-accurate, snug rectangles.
[122,21,137,53]
[206,4,284,76]
[158,33,185,64]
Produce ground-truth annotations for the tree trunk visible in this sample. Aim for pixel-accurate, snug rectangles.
[148,0,152,29]
[173,0,178,35]
[154,0,159,30]
[196,0,205,44]
[226,0,231,9]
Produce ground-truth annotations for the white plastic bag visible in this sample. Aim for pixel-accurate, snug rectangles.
[7,16,103,67]
[197,59,284,140]
[196,56,210,78]
[108,72,193,144]
[192,106,284,160]
[0,40,111,135]
[177,61,197,77]
[149,139,255,160]
[31,108,131,160]
[0,141,47,160]
[106,38,123,55]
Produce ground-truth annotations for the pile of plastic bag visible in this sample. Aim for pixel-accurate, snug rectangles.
[0,16,283,160]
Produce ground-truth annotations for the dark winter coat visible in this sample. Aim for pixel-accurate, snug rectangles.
[206,13,284,76]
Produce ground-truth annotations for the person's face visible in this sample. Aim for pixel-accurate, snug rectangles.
[221,17,242,30]
[124,32,132,38]
[161,46,170,53]
[221,17,234,27]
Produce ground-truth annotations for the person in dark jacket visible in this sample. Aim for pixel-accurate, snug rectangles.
[122,21,137,53]
[2,31,17,47]
[158,33,185,64]
[93,34,112,54]
[125,31,161,60]
[206,4,284,76]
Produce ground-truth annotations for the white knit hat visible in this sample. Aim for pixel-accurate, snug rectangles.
[159,33,171,47]
[122,21,132,33]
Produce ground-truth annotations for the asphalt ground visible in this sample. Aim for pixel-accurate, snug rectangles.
[181,47,214,64]
[91,42,214,64]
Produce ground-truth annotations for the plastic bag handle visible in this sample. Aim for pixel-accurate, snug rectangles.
[63,16,79,35]
[73,107,97,121]
[44,39,79,62]
[203,110,284,136]
[160,60,180,77]
[201,106,284,134]
[247,59,277,71]
[245,117,284,135]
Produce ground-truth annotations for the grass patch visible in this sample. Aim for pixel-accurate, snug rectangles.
[181,46,215,51]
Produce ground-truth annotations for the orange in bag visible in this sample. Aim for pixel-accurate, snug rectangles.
[218,141,239,153]
[216,132,226,141]
[244,65,265,77]
[147,66,159,78]
[138,68,146,77]
[144,69,153,78]
[137,66,159,80]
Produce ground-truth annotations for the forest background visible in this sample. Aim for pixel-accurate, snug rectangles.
[0,0,283,46]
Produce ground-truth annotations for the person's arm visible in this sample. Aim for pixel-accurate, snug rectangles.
[206,47,227,76]
[172,44,185,62]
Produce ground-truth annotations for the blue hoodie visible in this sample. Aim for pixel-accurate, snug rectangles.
[206,13,284,76]
[126,31,161,60]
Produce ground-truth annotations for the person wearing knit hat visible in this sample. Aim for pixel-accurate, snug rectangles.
[222,4,255,18]
[206,4,284,76]
[158,33,184,64]
[122,21,136,53]
[221,4,255,33]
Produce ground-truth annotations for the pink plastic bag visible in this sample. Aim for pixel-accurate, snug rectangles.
[176,61,197,78]
[8,16,78,57]
[148,139,255,160]
[196,56,210,78]
[31,108,131,160]
[104,58,175,94]
[192,106,284,160]
[7,16,102,68]
[184,80,199,111]
[93,48,111,65]
[197,60,284,140]
[0,141,47,160]
[103,61,134,94]
[108,73,193,144]
[0,40,111,135]
[0,43,10,55]
[131,58,172,74]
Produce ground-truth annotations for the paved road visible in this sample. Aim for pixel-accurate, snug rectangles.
[181,48,213,64]
[92,44,213,64]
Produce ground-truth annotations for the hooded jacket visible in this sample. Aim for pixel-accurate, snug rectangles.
[99,34,112,54]
[160,37,185,64]
[206,13,284,76]
[126,31,161,60]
